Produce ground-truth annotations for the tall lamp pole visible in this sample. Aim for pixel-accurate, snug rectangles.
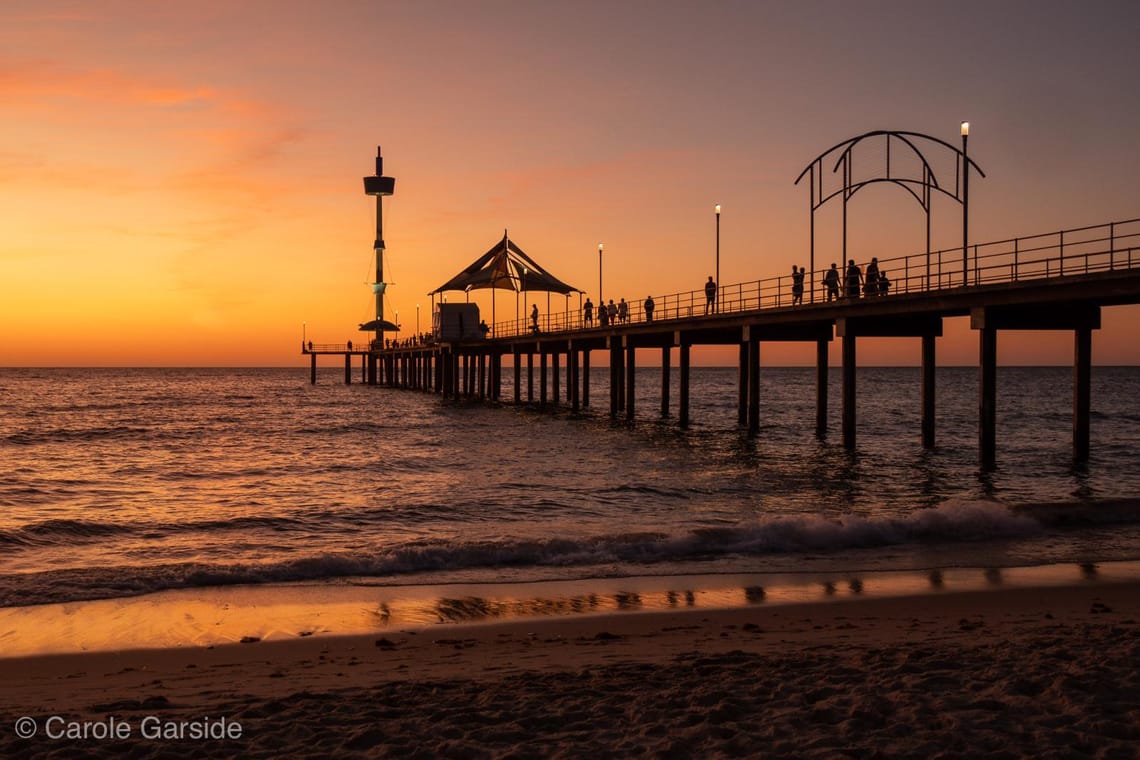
[714,204,721,313]
[416,304,420,337]
[598,243,604,306]
[961,121,969,287]
[362,147,396,348]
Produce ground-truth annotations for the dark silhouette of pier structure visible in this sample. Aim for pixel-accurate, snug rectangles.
[305,137,1140,469]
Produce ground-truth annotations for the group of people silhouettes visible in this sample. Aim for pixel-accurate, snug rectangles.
[582,297,638,327]
[820,257,891,302]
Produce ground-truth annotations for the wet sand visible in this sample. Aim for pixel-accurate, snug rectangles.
[2,580,1138,757]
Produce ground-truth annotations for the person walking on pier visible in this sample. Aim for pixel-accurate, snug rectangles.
[879,270,891,295]
[845,260,863,299]
[705,276,717,314]
[864,257,880,297]
[607,299,618,325]
[823,264,840,302]
[583,298,594,326]
[791,266,805,306]
[618,298,629,324]
[599,301,609,326]
[644,294,655,322]
[531,303,540,334]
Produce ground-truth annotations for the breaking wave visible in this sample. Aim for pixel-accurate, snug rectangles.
[0,500,1065,607]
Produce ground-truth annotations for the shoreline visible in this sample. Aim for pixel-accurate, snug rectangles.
[2,579,1137,756]
[1,559,1138,658]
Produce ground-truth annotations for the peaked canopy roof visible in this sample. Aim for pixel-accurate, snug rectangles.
[430,231,581,295]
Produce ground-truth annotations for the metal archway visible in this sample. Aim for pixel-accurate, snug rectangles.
[794,128,985,301]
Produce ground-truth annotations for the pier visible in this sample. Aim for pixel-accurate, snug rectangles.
[306,217,1140,468]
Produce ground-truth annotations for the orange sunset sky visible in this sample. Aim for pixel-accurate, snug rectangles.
[3,1,1139,367]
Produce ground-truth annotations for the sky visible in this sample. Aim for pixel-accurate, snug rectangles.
[3,0,1139,367]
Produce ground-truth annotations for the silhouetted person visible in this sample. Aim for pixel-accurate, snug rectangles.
[347,340,353,351]
[864,257,880,296]
[530,304,539,333]
[791,265,804,305]
[618,297,628,324]
[644,295,655,322]
[704,276,717,313]
[583,298,594,325]
[307,340,313,351]
[479,320,489,338]
[879,270,891,295]
[607,299,617,325]
[823,264,840,302]
[845,259,862,299]
[598,302,609,326]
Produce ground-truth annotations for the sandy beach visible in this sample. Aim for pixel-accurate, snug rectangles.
[2,579,1137,758]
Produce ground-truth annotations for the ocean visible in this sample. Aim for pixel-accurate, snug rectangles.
[2,366,1139,620]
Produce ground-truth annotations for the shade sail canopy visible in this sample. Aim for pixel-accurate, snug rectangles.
[358,319,400,331]
[430,231,581,295]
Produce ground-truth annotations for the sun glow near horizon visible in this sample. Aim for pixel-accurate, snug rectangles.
[3,1,1140,367]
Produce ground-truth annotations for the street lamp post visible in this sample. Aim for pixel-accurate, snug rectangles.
[598,243,604,307]
[302,321,306,350]
[961,121,970,287]
[714,204,721,313]
[416,304,420,337]
[395,311,399,343]
[523,266,528,335]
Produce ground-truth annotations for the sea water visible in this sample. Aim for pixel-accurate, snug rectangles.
[2,366,1139,610]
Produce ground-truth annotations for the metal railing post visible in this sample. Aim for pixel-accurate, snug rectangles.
[1053,233,1062,281]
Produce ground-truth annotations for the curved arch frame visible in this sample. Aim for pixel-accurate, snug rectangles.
[794,129,986,301]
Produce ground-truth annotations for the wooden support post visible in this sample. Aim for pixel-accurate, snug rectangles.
[626,342,636,421]
[451,353,458,396]
[738,341,748,426]
[582,350,591,408]
[527,352,534,402]
[747,333,760,436]
[477,353,486,400]
[514,351,521,404]
[979,328,997,469]
[368,355,377,386]
[815,338,828,438]
[1073,327,1092,463]
[661,346,671,418]
[570,348,580,412]
[842,334,856,450]
[440,350,450,397]
[679,343,691,428]
[361,354,366,385]
[310,353,317,385]
[609,342,620,418]
[344,353,351,384]
[492,353,502,400]
[552,351,561,404]
[540,352,548,406]
[921,334,936,448]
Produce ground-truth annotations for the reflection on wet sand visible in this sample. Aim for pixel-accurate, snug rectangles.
[407,564,1115,626]
[2,561,1134,656]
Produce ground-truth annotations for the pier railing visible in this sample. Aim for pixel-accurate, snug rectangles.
[310,217,1140,346]
[484,217,1140,337]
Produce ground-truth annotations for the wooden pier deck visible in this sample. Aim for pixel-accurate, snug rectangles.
[305,218,1140,468]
